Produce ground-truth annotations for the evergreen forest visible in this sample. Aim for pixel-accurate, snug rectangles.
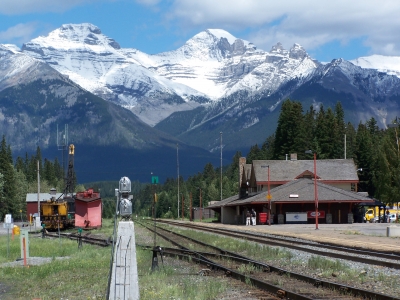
[1,100,400,221]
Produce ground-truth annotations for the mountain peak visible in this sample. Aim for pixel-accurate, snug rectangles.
[179,29,259,60]
[289,43,308,60]
[0,44,21,54]
[60,23,102,35]
[23,23,121,51]
[271,42,285,53]
[206,29,238,44]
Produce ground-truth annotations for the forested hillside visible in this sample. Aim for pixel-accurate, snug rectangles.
[0,139,84,220]
[128,100,400,219]
[1,100,399,221]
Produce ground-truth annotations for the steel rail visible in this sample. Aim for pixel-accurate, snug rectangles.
[136,227,313,299]
[139,245,400,300]
[45,232,110,246]
[138,223,400,300]
[161,220,400,257]
[156,220,400,269]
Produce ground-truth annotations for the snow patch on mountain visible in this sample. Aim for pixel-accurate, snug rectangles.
[4,23,326,126]
[351,55,400,78]
[0,45,43,91]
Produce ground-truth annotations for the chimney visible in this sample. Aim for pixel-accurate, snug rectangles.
[239,157,246,189]
[290,153,297,161]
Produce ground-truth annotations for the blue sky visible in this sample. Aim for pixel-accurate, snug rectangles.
[0,0,399,62]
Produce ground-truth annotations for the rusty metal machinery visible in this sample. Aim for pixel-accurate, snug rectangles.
[40,144,76,230]
[64,144,75,195]
[40,190,74,230]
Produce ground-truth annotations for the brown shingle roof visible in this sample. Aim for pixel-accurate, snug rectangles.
[207,194,240,208]
[225,178,373,206]
[252,159,358,182]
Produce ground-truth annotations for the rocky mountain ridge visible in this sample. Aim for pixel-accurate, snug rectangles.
[16,23,319,126]
[2,23,400,155]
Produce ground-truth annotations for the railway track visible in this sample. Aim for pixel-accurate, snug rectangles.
[156,220,400,269]
[45,232,111,247]
[138,220,400,300]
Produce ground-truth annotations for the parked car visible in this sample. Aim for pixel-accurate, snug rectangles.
[387,213,397,223]
[372,214,397,223]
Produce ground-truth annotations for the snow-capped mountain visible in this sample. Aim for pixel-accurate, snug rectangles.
[2,22,400,153]
[351,55,400,78]
[0,42,219,183]
[18,23,318,126]
[0,44,56,92]
[21,23,205,125]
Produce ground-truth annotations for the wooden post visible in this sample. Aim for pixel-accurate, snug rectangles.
[190,192,192,221]
[181,194,184,221]
[199,189,202,221]
[23,237,27,267]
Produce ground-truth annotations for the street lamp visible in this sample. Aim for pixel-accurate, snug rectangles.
[305,150,319,230]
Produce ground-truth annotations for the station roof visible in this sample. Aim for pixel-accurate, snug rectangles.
[252,159,359,183]
[208,178,373,208]
[26,193,64,202]
[207,194,239,209]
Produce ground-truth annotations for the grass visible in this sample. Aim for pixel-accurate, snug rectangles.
[341,230,362,235]
[308,256,348,272]
[0,219,229,300]
[163,224,293,261]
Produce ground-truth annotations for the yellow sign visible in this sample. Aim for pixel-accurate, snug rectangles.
[266,194,272,200]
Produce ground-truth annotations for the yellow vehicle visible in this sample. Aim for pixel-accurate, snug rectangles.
[364,207,397,222]
[41,196,74,230]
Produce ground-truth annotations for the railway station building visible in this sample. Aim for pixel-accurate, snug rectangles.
[208,155,374,225]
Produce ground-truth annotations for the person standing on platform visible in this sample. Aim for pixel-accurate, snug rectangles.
[251,209,256,226]
[246,210,251,225]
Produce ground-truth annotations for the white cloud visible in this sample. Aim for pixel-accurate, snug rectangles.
[166,0,400,55]
[0,23,39,45]
[0,0,97,15]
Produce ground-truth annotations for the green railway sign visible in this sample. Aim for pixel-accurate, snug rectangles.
[151,176,159,184]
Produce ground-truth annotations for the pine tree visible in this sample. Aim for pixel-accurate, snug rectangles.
[246,144,261,163]
[374,124,400,204]
[260,135,275,160]
[303,105,316,157]
[43,159,56,186]
[0,136,17,217]
[355,122,376,195]
[273,100,305,159]
[345,122,357,160]
[15,156,25,173]
[315,105,335,158]
[333,102,346,159]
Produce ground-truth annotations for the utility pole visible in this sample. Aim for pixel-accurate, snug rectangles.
[190,192,192,222]
[199,188,202,221]
[37,160,40,219]
[181,194,184,221]
[220,132,222,201]
[177,144,180,218]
